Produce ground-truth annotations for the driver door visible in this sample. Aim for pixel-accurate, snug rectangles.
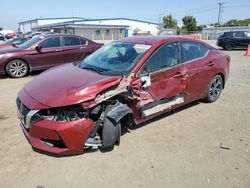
[133,42,187,117]
[27,37,63,69]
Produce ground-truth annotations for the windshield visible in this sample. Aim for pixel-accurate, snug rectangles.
[79,42,151,76]
[18,36,42,49]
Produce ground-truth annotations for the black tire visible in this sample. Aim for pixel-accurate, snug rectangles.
[224,42,235,51]
[204,75,223,103]
[6,59,29,78]
[101,105,121,150]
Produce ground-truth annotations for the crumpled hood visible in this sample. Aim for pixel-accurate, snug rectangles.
[23,63,122,108]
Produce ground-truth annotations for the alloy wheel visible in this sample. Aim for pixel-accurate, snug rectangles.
[8,60,28,77]
[208,76,223,101]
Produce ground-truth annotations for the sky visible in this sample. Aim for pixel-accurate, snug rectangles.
[1,0,250,29]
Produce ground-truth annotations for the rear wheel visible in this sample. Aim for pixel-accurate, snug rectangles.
[204,75,223,103]
[224,42,235,50]
[6,59,28,78]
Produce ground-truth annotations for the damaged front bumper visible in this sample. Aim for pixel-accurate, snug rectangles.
[19,117,95,155]
[17,91,96,155]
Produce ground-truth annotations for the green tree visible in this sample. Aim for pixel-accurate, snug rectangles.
[224,18,250,27]
[163,15,177,28]
[0,27,2,31]
[182,15,198,32]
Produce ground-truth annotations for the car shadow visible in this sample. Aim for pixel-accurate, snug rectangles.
[0,70,44,80]
[122,100,201,134]
[220,48,247,51]
[32,147,86,158]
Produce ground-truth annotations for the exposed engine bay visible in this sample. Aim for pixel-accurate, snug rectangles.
[39,105,89,122]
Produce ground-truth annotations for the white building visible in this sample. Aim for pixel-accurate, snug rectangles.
[19,17,159,40]
[74,18,159,36]
[19,17,85,33]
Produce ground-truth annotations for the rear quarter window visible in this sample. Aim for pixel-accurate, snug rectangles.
[181,42,209,62]
[80,38,87,45]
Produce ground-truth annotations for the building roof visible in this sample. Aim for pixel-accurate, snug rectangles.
[20,17,158,26]
[73,18,158,25]
[35,23,129,30]
[19,17,86,24]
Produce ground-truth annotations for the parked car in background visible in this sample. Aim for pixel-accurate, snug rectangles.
[5,33,16,39]
[16,36,230,155]
[0,34,4,41]
[25,32,43,39]
[0,34,103,78]
[0,37,28,49]
[217,31,250,50]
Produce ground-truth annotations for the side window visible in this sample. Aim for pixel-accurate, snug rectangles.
[80,38,87,45]
[145,42,180,73]
[40,37,60,48]
[12,38,23,44]
[181,42,208,62]
[235,31,245,37]
[63,37,80,46]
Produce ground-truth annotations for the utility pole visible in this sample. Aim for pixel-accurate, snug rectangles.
[158,14,163,34]
[217,2,223,25]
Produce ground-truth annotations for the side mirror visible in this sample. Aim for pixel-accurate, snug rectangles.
[35,45,42,52]
[140,74,151,88]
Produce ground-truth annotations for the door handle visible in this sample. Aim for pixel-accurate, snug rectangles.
[55,49,63,52]
[173,72,186,78]
[80,46,86,49]
[206,61,215,67]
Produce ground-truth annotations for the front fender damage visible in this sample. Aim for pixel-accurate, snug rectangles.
[106,101,133,123]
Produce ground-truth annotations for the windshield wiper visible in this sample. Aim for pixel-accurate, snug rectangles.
[82,66,104,75]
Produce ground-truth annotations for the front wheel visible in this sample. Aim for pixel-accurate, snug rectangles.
[101,105,121,150]
[6,59,29,78]
[204,75,223,103]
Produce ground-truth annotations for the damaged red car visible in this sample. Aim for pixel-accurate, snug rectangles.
[17,36,230,155]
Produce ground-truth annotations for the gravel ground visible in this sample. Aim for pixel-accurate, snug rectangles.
[0,42,249,188]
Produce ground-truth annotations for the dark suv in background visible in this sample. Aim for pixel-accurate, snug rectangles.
[217,31,250,50]
[0,34,103,78]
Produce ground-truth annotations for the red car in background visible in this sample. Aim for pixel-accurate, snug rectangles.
[0,37,28,49]
[5,33,16,39]
[17,36,230,155]
[0,34,103,77]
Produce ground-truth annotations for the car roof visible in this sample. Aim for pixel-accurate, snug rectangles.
[118,36,214,48]
[225,30,246,33]
[119,36,174,45]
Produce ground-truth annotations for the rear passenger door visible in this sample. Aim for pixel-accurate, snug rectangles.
[180,41,211,101]
[62,36,88,63]
[234,31,249,47]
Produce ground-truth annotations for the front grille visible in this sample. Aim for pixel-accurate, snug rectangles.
[16,97,30,128]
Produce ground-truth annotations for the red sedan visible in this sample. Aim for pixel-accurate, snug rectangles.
[0,34,103,78]
[0,37,28,49]
[17,36,230,155]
